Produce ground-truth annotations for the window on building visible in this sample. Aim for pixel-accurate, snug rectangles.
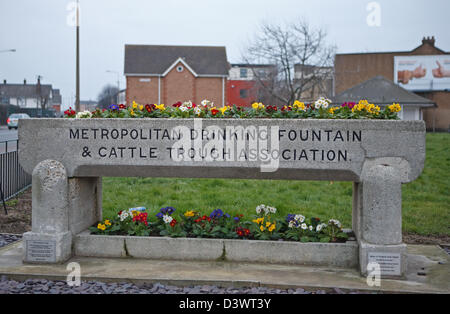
[240,68,248,78]
[240,89,248,98]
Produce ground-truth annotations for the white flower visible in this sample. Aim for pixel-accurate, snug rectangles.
[328,219,342,228]
[163,215,173,224]
[288,221,296,228]
[314,97,331,109]
[268,206,277,214]
[75,110,92,118]
[119,211,129,221]
[309,225,313,231]
[201,99,208,106]
[179,105,189,112]
[316,223,326,232]
[301,223,307,230]
[183,101,193,108]
[194,107,202,115]
[294,214,305,223]
[256,204,265,214]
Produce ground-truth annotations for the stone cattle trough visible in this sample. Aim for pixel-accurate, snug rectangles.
[18,118,426,278]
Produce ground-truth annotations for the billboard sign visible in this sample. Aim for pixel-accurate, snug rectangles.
[394,55,450,91]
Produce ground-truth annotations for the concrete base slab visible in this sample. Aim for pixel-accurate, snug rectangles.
[0,241,448,293]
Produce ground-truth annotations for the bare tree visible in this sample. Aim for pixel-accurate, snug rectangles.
[242,19,336,105]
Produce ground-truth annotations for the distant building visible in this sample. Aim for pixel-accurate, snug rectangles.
[116,89,126,105]
[0,78,57,110]
[333,75,436,121]
[227,64,274,106]
[80,100,98,112]
[124,45,229,106]
[334,36,450,131]
[294,64,334,101]
[51,89,62,112]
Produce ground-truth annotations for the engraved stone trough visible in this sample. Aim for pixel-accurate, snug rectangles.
[18,118,426,277]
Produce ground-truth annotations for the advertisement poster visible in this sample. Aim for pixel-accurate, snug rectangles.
[394,55,450,91]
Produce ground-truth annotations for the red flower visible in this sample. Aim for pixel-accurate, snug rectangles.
[211,108,219,116]
[145,104,152,113]
[119,104,126,109]
[170,219,177,227]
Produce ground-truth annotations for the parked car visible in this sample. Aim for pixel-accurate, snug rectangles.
[6,113,30,130]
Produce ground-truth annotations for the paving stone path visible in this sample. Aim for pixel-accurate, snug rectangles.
[0,234,21,248]
[0,276,376,294]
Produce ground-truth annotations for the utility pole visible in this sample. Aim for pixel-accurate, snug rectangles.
[75,0,80,112]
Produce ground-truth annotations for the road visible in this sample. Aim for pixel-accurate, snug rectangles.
[0,126,18,153]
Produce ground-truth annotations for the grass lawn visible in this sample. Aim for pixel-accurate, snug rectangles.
[102,133,449,236]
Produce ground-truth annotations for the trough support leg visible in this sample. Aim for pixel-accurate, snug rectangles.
[354,163,407,278]
[23,160,72,264]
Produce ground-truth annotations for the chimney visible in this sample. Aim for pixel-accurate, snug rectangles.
[422,36,435,47]
[24,79,27,85]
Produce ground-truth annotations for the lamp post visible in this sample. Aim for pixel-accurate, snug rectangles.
[75,0,80,112]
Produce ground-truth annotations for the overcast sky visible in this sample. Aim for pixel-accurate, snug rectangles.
[1,0,449,109]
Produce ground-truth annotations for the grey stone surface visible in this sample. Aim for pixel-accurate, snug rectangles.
[30,160,69,235]
[125,236,225,260]
[18,118,426,182]
[74,231,127,257]
[359,241,407,278]
[17,119,427,276]
[23,160,72,264]
[360,163,403,245]
[223,239,358,267]
[68,177,102,235]
[23,231,72,264]
[74,233,358,267]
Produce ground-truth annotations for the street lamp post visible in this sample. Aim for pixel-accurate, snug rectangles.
[75,0,80,112]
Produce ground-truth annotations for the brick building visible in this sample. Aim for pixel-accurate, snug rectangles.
[335,37,450,131]
[124,45,228,106]
[227,64,274,106]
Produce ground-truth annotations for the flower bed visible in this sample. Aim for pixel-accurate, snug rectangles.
[90,205,349,244]
[65,98,401,120]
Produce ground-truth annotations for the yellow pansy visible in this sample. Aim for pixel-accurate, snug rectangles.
[97,223,106,231]
[131,210,138,218]
[219,106,228,114]
[293,100,305,111]
[139,105,144,111]
[104,220,111,226]
[268,223,276,232]
[252,217,264,225]
[155,104,165,111]
[329,107,336,114]
[130,109,135,116]
[388,103,401,113]
[132,101,138,109]
[184,210,195,217]
[260,225,265,232]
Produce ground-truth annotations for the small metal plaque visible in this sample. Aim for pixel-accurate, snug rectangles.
[368,252,401,276]
[26,240,56,262]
